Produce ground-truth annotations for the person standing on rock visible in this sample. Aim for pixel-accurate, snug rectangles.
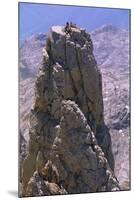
[64,22,72,34]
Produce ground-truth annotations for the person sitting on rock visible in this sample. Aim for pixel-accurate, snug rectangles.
[70,22,81,31]
[70,22,78,29]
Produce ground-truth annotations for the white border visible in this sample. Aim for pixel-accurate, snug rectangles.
[0,0,133,199]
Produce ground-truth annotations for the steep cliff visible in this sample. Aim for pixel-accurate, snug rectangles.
[20,25,119,197]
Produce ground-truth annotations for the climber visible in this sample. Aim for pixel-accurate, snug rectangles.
[64,22,72,34]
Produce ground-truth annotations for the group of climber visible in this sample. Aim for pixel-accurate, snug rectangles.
[64,22,78,34]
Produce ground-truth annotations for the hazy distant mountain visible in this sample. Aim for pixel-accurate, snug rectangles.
[91,24,129,71]
[92,25,129,127]
[19,33,47,79]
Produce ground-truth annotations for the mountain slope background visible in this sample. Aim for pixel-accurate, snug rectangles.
[19,24,130,189]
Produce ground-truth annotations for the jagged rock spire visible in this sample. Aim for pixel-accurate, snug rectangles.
[20,25,119,197]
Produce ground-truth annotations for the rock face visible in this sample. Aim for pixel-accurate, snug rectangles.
[51,100,119,193]
[20,25,119,197]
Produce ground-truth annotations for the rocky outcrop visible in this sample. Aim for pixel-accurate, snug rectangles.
[51,100,119,193]
[20,25,119,197]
